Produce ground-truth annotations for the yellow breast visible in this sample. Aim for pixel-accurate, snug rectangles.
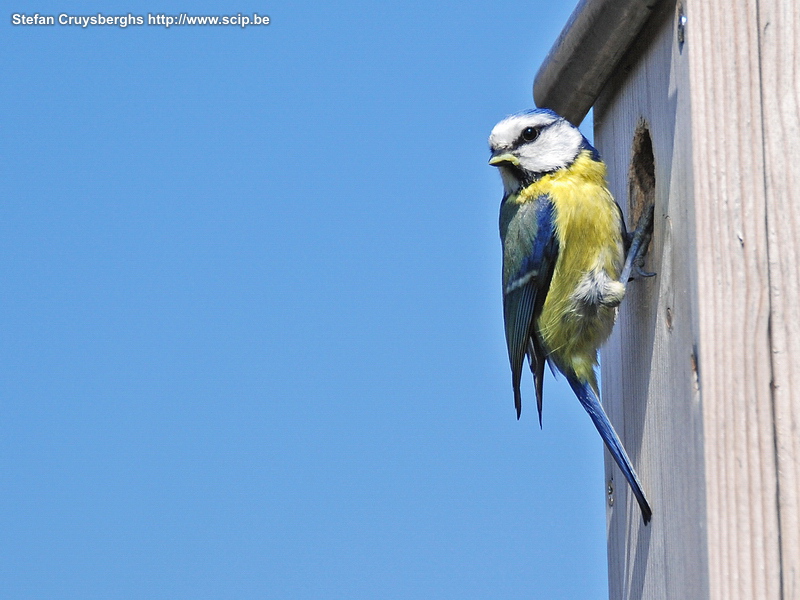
[520,151,625,386]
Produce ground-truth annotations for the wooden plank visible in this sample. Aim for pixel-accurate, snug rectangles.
[758,1,800,598]
[544,0,797,595]
[686,0,783,598]
[532,0,663,126]
[595,1,710,597]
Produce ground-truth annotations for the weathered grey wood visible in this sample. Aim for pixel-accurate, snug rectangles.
[596,2,709,597]
[686,0,786,598]
[589,0,800,598]
[533,0,664,126]
[758,1,800,598]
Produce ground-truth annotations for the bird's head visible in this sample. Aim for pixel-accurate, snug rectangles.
[488,108,587,195]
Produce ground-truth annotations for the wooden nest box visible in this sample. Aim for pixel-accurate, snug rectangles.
[534,0,799,598]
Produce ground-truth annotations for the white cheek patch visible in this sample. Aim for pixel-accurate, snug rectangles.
[516,120,583,173]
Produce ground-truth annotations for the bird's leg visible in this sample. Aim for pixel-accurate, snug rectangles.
[620,204,655,284]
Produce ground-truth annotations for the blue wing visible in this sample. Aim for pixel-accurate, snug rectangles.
[501,194,558,423]
[568,376,652,524]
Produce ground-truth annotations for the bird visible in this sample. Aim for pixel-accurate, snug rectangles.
[488,108,653,524]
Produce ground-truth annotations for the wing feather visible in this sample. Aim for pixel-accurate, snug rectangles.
[501,194,558,420]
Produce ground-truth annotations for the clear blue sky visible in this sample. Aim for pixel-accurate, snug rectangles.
[2,2,610,598]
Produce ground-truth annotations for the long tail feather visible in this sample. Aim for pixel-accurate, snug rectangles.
[567,377,652,524]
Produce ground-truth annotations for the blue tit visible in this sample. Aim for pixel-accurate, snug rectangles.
[488,108,652,524]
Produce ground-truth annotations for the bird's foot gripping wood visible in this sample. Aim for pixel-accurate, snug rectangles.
[620,204,655,283]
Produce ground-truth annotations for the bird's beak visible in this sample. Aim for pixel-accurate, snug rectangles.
[488,153,520,167]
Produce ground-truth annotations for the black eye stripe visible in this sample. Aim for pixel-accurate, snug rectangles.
[515,126,541,146]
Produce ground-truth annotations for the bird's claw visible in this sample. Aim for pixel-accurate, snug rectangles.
[635,264,656,279]
[620,204,655,283]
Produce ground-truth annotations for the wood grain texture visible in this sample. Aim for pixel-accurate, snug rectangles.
[592,0,799,597]
[758,1,800,598]
[595,1,709,597]
[686,0,784,598]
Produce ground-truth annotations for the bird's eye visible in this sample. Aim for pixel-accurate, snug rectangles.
[521,126,540,142]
